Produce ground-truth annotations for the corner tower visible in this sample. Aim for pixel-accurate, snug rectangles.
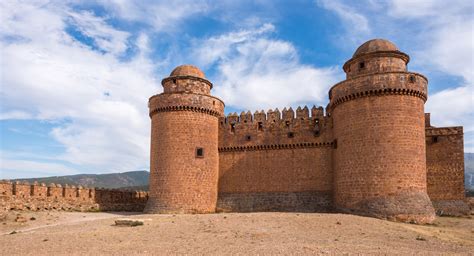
[145,65,224,213]
[329,39,436,223]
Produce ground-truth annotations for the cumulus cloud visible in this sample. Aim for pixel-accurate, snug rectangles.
[0,158,78,179]
[192,24,342,111]
[315,0,474,152]
[96,0,209,32]
[0,1,159,175]
[388,0,474,150]
[66,10,130,56]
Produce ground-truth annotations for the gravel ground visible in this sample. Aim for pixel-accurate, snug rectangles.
[0,211,473,255]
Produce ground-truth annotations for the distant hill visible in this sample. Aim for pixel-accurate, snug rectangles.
[465,153,474,191]
[12,170,149,190]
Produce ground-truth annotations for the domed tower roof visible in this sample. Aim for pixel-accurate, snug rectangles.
[342,39,409,77]
[170,64,205,78]
[353,39,399,58]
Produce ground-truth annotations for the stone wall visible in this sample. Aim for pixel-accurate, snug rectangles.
[146,71,224,214]
[331,93,435,224]
[0,181,148,213]
[426,126,469,216]
[218,106,331,148]
[217,191,332,213]
[218,147,333,212]
[217,106,334,212]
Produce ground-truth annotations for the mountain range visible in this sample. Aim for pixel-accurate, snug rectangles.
[12,170,149,190]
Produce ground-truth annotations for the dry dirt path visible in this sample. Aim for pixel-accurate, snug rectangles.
[0,211,473,255]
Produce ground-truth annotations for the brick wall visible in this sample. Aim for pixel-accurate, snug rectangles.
[217,106,334,212]
[331,82,435,223]
[146,71,224,214]
[146,110,220,213]
[218,106,330,147]
[426,126,469,215]
[0,181,148,213]
[217,147,333,212]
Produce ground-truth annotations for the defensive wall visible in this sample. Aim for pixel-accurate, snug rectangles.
[217,106,334,212]
[425,114,469,216]
[144,38,470,223]
[0,180,148,213]
[215,107,468,216]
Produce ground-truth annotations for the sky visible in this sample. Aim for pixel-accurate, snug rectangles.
[0,0,473,179]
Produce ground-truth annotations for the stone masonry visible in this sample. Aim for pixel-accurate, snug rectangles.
[146,39,468,223]
[0,181,148,213]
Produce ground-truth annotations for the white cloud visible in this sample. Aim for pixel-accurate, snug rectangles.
[192,23,275,67]
[193,24,342,111]
[0,158,79,179]
[0,1,159,174]
[0,111,33,120]
[316,0,370,39]
[426,86,474,131]
[66,10,130,56]
[315,0,474,152]
[96,0,209,32]
[391,1,474,149]
[388,0,473,20]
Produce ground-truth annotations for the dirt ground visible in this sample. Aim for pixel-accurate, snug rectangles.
[0,211,473,255]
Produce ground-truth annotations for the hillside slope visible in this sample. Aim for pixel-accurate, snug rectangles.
[12,171,149,189]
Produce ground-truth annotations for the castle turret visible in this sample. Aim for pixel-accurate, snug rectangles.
[329,39,436,223]
[145,65,224,213]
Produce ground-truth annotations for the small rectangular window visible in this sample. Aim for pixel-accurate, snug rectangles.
[287,132,294,138]
[359,62,365,69]
[257,122,263,131]
[196,147,204,158]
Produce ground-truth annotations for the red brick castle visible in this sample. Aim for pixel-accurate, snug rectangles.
[145,39,468,223]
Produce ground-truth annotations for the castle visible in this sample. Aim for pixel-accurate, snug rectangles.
[144,39,469,224]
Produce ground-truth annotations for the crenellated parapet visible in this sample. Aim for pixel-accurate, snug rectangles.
[426,126,463,137]
[0,180,148,212]
[219,105,332,148]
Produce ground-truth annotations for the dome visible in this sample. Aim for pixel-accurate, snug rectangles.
[170,65,205,78]
[353,39,399,58]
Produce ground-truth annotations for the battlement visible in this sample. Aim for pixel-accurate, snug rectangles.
[0,180,148,212]
[425,126,463,137]
[146,40,467,220]
[220,105,326,125]
[218,105,331,148]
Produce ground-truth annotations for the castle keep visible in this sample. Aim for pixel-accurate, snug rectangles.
[145,39,468,223]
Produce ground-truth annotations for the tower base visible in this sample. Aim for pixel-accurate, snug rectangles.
[431,200,470,217]
[143,197,216,214]
[336,190,436,224]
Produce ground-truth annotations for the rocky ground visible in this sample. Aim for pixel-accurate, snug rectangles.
[0,211,473,255]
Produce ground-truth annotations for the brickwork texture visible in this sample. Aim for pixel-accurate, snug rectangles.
[0,181,148,213]
[141,39,468,223]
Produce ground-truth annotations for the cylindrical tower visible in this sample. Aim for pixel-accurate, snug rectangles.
[329,39,435,223]
[145,65,224,214]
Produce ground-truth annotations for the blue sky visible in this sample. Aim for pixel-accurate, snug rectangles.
[0,0,473,179]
